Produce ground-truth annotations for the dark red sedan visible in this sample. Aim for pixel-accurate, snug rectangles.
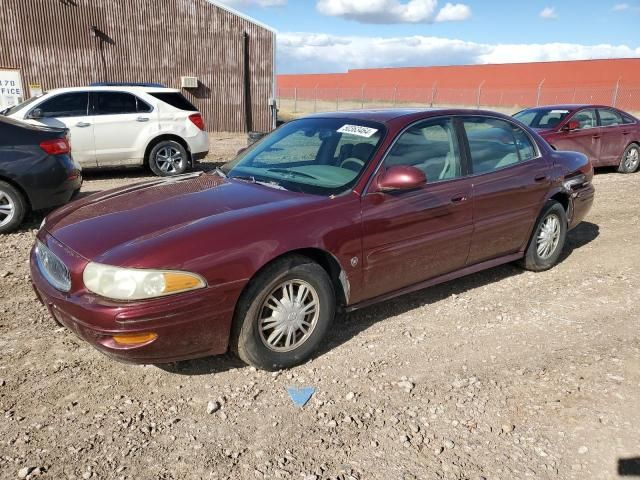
[30,109,595,370]
[514,105,640,173]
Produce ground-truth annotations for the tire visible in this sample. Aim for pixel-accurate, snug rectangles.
[232,255,335,371]
[518,201,567,272]
[148,140,189,177]
[0,180,27,234]
[618,143,640,174]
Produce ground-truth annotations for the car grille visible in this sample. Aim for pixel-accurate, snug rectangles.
[35,241,71,292]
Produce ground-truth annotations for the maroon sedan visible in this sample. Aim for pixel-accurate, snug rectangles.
[30,109,595,370]
[514,105,640,173]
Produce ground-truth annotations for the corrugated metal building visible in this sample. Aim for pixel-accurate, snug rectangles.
[0,0,276,132]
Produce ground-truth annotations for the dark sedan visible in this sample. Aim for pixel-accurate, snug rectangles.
[514,104,640,173]
[30,109,594,370]
[0,116,82,233]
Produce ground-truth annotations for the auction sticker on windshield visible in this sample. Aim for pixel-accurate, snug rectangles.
[338,124,379,138]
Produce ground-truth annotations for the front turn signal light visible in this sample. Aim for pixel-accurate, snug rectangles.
[112,332,158,345]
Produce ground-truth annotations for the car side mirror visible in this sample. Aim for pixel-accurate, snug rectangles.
[563,120,580,132]
[29,108,43,119]
[375,165,426,192]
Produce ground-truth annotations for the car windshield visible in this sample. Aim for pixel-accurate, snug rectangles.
[222,117,385,196]
[1,95,44,116]
[513,108,572,129]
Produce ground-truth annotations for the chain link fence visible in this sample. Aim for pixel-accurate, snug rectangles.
[277,83,640,118]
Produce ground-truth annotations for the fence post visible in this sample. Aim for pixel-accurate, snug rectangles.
[430,82,437,107]
[361,84,365,109]
[612,78,621,107]
[476,81,485,109]
[336,88,340,111]
[536,79,545,106]
[393,85,398,106]
[294,87,298,113]
[314,85,318,113]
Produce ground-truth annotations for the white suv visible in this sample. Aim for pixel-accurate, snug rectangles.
[3,85,209,176]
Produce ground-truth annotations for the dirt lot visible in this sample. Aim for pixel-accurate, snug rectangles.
[1,135,639,479]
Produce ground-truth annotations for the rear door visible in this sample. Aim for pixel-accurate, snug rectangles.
[361,116,474,299]
[461,116,550,264]
[91,91,154,166]
[552,108,602,165]
[597,108,629,166]
[27,92,96,167]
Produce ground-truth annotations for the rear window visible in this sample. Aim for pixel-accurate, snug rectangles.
[148,92,197,111]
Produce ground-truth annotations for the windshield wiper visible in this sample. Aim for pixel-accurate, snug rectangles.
[266,168,319,180]
[230,174,287,191]
[214,167,227,178]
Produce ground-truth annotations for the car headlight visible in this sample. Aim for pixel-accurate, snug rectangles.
[83,262,206,301]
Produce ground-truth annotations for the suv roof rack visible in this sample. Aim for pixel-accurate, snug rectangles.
[89,82,167,88]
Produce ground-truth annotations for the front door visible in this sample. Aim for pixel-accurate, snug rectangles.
[28,92,96,167]
[361,117,473,300]
[552,108,602,165]
[460,116,551,264]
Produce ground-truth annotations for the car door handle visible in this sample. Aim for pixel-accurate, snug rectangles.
[622,131,631,135]
[136,117,150,122]
[534,175,549,183]
[75,122,91,128]
[450,195,468,204]
[592,134,602,139]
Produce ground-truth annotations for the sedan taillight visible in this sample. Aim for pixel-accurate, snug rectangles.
[40,138,71,156]
[188,113,206,131]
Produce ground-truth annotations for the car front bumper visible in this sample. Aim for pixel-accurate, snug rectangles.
[29,234,241,364]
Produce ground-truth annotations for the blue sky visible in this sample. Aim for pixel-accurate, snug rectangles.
[216,0,640,73]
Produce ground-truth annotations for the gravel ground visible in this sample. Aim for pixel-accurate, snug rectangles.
[0,137,639,479]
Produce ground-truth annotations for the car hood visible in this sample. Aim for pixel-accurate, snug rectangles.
[44,172,309,262]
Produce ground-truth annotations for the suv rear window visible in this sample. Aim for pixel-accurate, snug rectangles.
[148,92,197,111]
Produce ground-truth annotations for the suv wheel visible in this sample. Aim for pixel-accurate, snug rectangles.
[148,140,189,177]
[232,255,335,371]
[618,143,640,174]
[0,181,27,234]
[518,201,567,272]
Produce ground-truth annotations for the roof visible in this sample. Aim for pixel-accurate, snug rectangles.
[306,108,514,123]
[46,86,181,94]
[519,104,610,111]
[206,0,277,33]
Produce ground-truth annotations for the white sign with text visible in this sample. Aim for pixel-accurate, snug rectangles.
[0,69,24,110]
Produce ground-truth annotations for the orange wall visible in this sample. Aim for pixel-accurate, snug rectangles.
[278,58,640,89]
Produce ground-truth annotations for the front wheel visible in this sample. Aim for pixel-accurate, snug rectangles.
[618,143,640,174]
[148,140,189,177]
[232,255,335,370]
[518,201,567,272]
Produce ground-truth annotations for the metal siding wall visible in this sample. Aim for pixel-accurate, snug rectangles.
[0,0,274,132]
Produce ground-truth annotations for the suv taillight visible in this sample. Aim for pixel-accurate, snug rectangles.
[40,138,71,156]
[188,113,205,131]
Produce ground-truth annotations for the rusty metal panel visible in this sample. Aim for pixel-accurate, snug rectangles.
[0,0,275,132]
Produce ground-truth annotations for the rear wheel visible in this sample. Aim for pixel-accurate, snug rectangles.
[0,181,27,234]
[618,143,640,173]
[518,201,567,272]
[148,140,189,177]
[232,255,335,370]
